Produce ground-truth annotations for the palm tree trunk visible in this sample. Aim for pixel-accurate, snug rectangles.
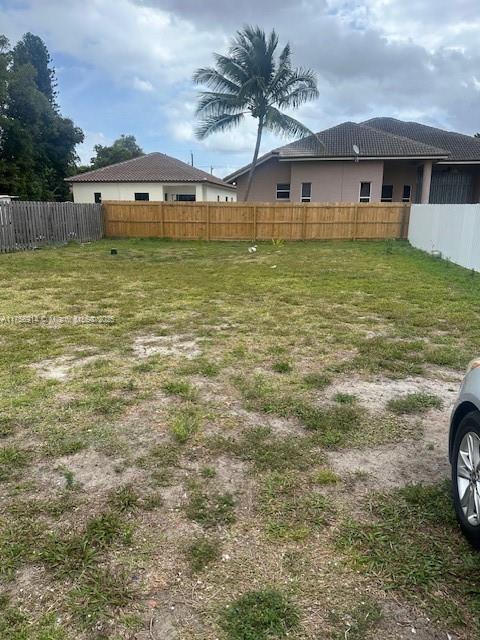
[244,118,263,202]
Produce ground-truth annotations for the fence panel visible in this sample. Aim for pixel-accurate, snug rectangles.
[0,201,103,253]
[409,204,480,272]
[103,201,410,242]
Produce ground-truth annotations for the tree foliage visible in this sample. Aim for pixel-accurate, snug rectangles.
[0,32,83,200]
[193,26,319,200]
[90,135,144,169]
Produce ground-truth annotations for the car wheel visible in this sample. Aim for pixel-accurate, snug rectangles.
[452,410,480,548]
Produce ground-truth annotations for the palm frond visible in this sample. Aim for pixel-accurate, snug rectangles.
[213,54,249,85]
[195,92,245,117]
[263,106,314,139]
[192,67,241,93]
[194,112,245,140]
[276,83,319,109]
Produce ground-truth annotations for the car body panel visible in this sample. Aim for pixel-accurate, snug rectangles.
[449,366,480,461]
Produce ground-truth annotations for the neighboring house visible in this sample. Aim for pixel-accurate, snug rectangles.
[67,152,236,203]
[225,118,480,204]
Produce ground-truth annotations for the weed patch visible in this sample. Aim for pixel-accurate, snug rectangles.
[387,392,442,415]
[337,482,480,630]
[220,589,300,640]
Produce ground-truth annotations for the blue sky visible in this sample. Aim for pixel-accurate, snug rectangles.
[1,0,479,178]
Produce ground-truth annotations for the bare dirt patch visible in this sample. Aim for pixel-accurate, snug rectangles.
[35,449,142,493]
[326,373,458,493]
[133,334,201,359]
[376,599,458,640]
[31,353,103,381]
[325,372,459,412]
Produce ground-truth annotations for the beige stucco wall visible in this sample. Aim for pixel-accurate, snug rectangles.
[235,157,291,201]
[235,158,385,202]
[72,182,236,203]
[290,160,384,202]
[382,161,418,202]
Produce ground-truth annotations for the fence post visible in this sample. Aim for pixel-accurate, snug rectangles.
[253,204,257,242]
[302,205,307,240]
[353,204,359,241]
[206,203,211,241]
[160,203,165,238]
[400,204,409,239]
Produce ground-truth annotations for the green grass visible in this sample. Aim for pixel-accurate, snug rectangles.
[185,536,220,572]
[169,403,205,443]
[337,482,480,631]
[162,379,198,400]
[0,445,30,481]
[220,589,300,640]
[272,360,292,373]
[315,468,340,485]
[259,471,332,540]
[1,239,480,637]
[207,426,319,472]
[387,392,443,414]
[185,487,236,528]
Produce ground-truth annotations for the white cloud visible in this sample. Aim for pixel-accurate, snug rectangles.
[76,131,111,165]
[132,77,154,92]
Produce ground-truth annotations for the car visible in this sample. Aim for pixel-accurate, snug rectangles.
[449,358,480,547]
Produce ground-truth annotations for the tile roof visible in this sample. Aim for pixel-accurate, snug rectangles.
[67,152,235,189]
[224,121,449,181]
[278,121,449,159]
[363,117,480,162]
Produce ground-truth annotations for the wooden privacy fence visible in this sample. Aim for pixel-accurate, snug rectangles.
[0,201,103,253]
[103,201,410,241]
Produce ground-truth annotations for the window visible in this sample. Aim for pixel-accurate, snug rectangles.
[359,182,371,203]
[381,184,393,202]
[94,192,102,204]
[175,194,196,202]
[276,183,290,200]
[402,184,411,202]
[164,193,168,201]
[301,182,312,203]
[217,195,220,202]
[134,192,149,201]
[225,196,228,202]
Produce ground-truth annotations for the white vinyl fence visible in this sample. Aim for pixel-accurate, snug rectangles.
[408,204,480,272]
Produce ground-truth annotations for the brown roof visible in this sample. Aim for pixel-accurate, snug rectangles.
[224,120,451,182]
[67,152,235,189]
[363,117,480,162]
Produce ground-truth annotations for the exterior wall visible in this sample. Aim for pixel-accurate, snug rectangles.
[235,158,384,203]
[409,204,480,272]
[382,161,419,202]
[290,160,383,203]
[72,182,235,203]
[235,158,291,201]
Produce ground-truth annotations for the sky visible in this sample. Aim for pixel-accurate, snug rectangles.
[1,0,479,178]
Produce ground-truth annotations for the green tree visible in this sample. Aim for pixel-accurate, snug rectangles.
[12,32,56,104]
[90,135,144,169]
[193,26,319,201]
[475,133,480,139]
[0,33,83,200]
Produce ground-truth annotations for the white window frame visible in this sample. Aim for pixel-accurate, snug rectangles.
[402,184,412,202]
[301,182,312,203]
[380,184,393,203]
[359,181,371,203]
[276,183,290,200]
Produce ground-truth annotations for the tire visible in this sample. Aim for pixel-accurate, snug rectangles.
[451,410,480,549]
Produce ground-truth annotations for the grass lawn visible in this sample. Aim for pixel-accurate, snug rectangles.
[1,238,480,639]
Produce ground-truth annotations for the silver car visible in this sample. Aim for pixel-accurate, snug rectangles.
[449,358,480,547]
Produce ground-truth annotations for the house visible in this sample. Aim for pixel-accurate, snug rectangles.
[67,152,237,203]
[225,118,480,204]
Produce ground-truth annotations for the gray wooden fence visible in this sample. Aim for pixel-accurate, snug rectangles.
[0,201,103,253]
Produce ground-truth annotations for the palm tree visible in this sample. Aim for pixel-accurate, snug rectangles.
[193,26,319,201]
